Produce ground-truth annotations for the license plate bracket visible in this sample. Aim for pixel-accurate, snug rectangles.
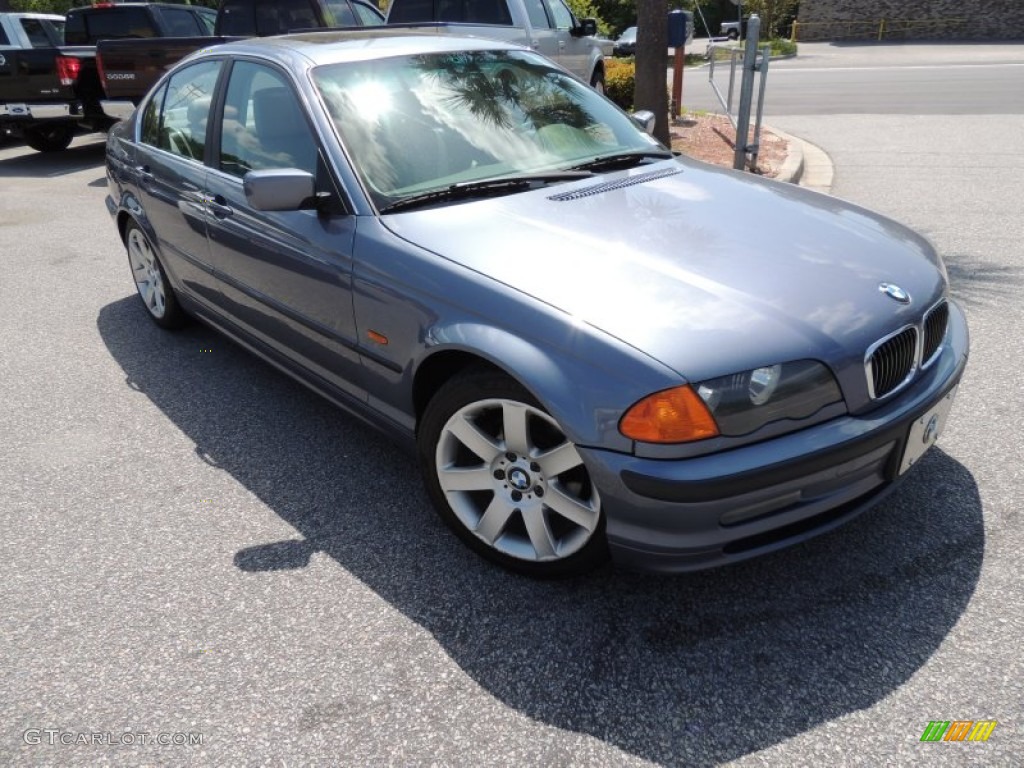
[899,386,958,474]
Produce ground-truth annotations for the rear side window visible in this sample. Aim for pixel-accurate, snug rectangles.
[19,18,53,47]
[65,8,158,45]
[196,8,216,34]
[140,82,168,147]
[156,60,222,162]
[0,24,9,46]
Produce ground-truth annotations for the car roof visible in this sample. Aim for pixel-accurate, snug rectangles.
[207,30,527,67]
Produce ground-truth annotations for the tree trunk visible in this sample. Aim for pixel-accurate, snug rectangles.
[633,0,670,145]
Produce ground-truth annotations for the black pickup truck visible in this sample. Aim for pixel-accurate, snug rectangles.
[97,0,384,116]
[0,3,215,152]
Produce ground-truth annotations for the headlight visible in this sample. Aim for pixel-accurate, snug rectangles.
[695,360,842,436]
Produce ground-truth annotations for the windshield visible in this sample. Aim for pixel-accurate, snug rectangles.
[311,50,664,210]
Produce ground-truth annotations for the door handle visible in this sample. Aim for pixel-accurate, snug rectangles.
[206,194,233,219]
[134,164,152,183]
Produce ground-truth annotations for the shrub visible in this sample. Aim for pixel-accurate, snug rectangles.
[604,58,635,110]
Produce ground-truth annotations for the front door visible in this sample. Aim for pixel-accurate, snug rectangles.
[204,59,364,401]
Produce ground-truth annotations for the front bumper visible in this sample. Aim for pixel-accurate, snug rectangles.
[581,299,969,573]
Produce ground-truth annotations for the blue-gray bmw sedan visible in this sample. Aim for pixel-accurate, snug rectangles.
[105,32,968,576]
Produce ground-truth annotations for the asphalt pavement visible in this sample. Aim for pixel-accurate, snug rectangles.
[1,40,1022,766]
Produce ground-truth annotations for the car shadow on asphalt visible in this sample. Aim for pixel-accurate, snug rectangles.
[0,135,106,178]
[97,295,984,767]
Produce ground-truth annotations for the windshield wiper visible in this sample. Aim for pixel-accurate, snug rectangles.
[569,150,676,173]
[379,171,594,214]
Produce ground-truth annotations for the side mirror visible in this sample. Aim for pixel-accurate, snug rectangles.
[573,18,598,37]
[631,110,656,135]
[243,168,316,211]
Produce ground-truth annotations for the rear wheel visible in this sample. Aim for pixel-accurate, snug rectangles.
[419,369,608,577]
[24,123,75,153]
[125,220,187,329]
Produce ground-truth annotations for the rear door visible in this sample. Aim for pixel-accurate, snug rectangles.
[521,0,559,61]
[204,59,363,399]
[133,59,223,306]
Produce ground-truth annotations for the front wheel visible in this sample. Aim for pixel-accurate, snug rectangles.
[418,369,608,577]
[124,220,187,329]
[24,123,75,152]
[591,68,606,95]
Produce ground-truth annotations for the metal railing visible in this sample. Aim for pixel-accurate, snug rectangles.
[791,18,969,42]
[707,15,770,171]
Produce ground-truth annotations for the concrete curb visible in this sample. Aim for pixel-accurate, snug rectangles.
[770,126,804,185]
[768,127,835,194]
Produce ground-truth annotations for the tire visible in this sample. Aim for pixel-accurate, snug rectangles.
[24,123,76,153]
[124,220,187,329]
[591,67,606,96]
[418,368,608,577]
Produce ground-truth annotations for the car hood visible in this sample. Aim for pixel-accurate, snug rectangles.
[381,158,947,384]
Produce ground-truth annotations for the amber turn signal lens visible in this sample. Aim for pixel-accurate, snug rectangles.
[620,386,720,443]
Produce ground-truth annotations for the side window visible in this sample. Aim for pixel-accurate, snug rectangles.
[548,0,574,31]
[352,1,384,26]
[160,9,202,37]
[20,19,52,48]
[196,9,217,34]
[324,0,357,26]
[523,0,552,29]
[157,60,222,162]
[217,61,317,178]
[139,82,168,146]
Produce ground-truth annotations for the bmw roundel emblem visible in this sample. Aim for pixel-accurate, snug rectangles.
[879,282,911,304]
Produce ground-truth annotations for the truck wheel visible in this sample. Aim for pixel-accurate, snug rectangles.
[591,68,606,95]
[24,124,76,153]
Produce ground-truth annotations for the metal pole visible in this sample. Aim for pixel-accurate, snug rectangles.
[733,14,759,170]
[750,45,770,170]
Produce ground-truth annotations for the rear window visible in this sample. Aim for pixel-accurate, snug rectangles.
[159,8,202,37]
[389,0,512,25]
[65,8,157,45]
[218,0,321,35]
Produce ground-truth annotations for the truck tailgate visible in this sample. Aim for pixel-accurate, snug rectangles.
[0,49,78,103]
[98,36,237,101]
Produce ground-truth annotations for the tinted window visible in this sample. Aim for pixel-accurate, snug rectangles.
[20,18,53,47]
[218,62,317,177]
[0,24,9,46]
[216,0,255,35]
[389,0,511,25]
[65,8,158,44]
[249,0,320,35]
[160,8,202,37]
[157,60,222,162]
[196,8,216,34]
